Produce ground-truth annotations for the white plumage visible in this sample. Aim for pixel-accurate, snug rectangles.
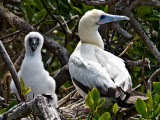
[69,9,132,105]
[10,32,57,105]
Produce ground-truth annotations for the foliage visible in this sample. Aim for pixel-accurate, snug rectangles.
[112,103,118,115]
[136,86,160,119]
[85,88,111,120]
[0,99,18,115]
[20,76,31,97]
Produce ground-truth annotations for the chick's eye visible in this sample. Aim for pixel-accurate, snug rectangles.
[100,15,106,20]
[29,38,32,42]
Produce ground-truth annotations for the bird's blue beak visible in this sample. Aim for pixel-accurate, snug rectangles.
[29,38,39,52]
[96,14,130,25]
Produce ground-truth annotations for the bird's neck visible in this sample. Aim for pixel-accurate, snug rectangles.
[78,26,104,49]
[25,49,42,61]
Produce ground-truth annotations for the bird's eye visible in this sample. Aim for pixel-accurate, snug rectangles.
[100,15,106,20]
[29,38,32,42]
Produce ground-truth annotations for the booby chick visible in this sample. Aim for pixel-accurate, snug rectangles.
[69,9,144,107]
[10,32,57,105]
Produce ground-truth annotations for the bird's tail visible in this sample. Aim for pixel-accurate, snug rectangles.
[125,91,148,104]
[117,91,148,108]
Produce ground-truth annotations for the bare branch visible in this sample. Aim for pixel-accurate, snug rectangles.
[0,78,3,97]
[53,65,72,89]
[119,42,133,57]
[142,49,147,90]
[147,68,160,91]
[41,0,67,34]
[0,95,60,120]
[0,30,20,41]
[111,23,133,39]
[141,0,160,8]
[0,41,24,101]
[128,13,160,64]
[125,58,150,67]
[77,0,111,6]
[0,5,70,66]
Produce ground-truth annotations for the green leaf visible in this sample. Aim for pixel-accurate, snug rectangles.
[85,91,94,110]
[136,6,153,18]
[34,9,47,22]
[153,82,160,95]
[21,76,31,97]
[112,103,118,115]
[73,7,83,15]
[93,113,100,120]
[136,98,147,118]
[97,97,105,108]
[5,99,18,111]
[152,104,160,118]
[91,88,100,109]
[138,117,143,120]
[154,94,160,104]
[0,108,6,115]
[22,0,34,22]
[146,90,153,112]
[98,112,111,120]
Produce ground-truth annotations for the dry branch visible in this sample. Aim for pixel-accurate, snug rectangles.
[77,0,110,6]
[111,23,133,39]
[141,0,160,8]
[128,13,160,64]
[0,94,60,120]
[0,41,24,101]
[119,42,133,57]
[147,68,160,91]
[125,58,150,67]
[0,5,70,66]
[54,65,72,89]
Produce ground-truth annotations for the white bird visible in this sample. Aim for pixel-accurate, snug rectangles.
[10,32,57,105]
[69,9,145,107]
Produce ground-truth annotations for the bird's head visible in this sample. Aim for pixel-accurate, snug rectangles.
[78,9,129,49]
[79,9,129,29]
[24,32,44,55]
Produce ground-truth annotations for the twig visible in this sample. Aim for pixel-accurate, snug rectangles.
[119,42,133,57]
[0,13,48,41]
[119,37,141,57]
[111,23,133,39]
[141,0,160,8]
[45,55,56,70]
[131,84,141,91]
[128,13,160,64]
[2,35,17,44]
[147,68,160,92]
[0,78,4,97]
[32,13,48,27]
[142,48,147,90]
[41,0,67,34]
[77,0,111,6]
[58,90,77,107]
[0,30,20,41]
[125,58,150,68]
[0,40,24,101]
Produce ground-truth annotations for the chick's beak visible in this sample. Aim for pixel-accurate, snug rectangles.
[29,38,39,52]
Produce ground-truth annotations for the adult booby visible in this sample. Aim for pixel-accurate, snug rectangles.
[10,32,57,105]
[69,9,144,107]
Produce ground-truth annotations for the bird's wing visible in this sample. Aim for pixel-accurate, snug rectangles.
[69,55,126,100]
[95,48,132,92]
